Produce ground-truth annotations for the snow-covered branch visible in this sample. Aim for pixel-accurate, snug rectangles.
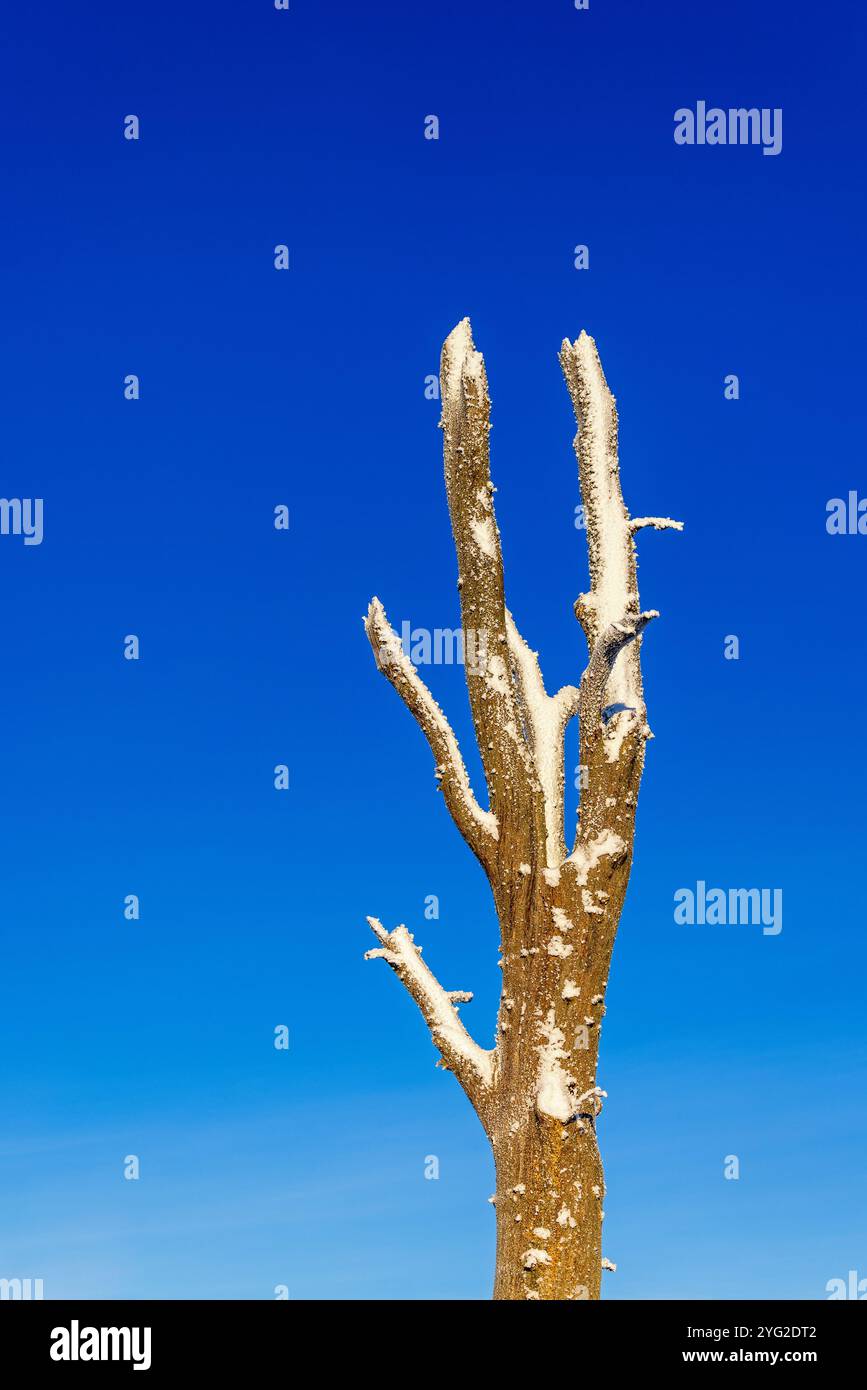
[506,611,580,867]
[560,329,682,875]
[440,319,535,835]
[560,331,652,790]
[364,917,496,1100]
[364,597,498,864]
[559,332,637,659]
[629,516,684,533]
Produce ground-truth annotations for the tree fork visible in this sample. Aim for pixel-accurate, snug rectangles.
[362,319,681,1299]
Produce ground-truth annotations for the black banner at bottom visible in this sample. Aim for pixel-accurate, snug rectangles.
[0,1298,860,1375]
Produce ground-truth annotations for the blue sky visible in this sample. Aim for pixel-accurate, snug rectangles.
[1,0,865,1299]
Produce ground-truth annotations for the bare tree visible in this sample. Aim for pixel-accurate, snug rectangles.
[363,320,681,1300]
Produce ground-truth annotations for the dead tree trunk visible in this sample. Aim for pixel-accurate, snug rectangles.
[363,320,681,1300]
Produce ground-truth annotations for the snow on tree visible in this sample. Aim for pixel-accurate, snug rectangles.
[363,319,681,1300]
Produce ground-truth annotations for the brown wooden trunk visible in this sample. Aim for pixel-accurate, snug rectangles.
[484,820,636,1300]
[491,1102,606,1300]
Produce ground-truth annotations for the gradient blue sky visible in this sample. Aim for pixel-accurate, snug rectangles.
[1,0,865,1299]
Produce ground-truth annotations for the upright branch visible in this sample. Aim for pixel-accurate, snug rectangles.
[439,321,542,858]
[559,332,641,693]
[559,332,682,852]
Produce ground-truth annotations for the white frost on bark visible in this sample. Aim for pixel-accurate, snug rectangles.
[439,320,539,834]
[441,316,484,409]
[364,918,495,1089]
[629,516,684,533]
[546,936,573,958]
[566,827,627,881]
[579,610,659,758]
[364,598,499,857]
[535,1009,576,1122]
[505,611,580,867]
[559,333,634,650]
[560,333,680,766]
[522,1249,553,1270]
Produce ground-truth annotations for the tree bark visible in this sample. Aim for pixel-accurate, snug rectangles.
[362,320,681,1299]
[485,773,639,1299]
